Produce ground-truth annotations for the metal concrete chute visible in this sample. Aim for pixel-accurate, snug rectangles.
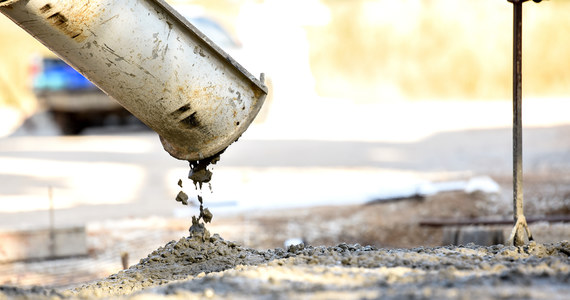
[0,0,268,161]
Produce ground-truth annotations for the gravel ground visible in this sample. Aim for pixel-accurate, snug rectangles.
[1,235,569,299]
[1,181,569,299]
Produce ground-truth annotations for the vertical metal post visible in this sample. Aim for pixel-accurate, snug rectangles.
[512,0,524,246]
[508,0,538,246]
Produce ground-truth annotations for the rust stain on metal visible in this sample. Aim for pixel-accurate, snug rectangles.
[171,103,192,119]
[170,85,219,131]
[39,3,51,14]
[46,12,78,38]
[44,11,85,41]
[40,1,103,43]
[180,112,200,129]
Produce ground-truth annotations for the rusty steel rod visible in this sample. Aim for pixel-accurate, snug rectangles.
[512,0,526,246]
[507,0,543,246]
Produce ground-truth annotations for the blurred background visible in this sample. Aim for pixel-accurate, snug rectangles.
[1,0,570,288]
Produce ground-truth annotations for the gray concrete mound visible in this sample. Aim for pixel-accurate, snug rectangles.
[1,235,568,299]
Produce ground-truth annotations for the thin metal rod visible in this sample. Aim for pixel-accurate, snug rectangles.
[512,1,525,245]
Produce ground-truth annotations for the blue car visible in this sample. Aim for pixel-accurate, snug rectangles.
[33,58,97,92]
[32,57,132,134]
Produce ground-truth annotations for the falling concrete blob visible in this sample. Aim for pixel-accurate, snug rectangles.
[175,191,189,206]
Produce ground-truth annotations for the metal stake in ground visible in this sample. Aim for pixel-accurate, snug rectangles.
[506,0,541,246]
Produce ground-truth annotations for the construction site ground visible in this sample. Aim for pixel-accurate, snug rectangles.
[1,101,569,298]
[1,174,569,294]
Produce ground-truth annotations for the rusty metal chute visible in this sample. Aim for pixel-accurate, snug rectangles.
[0,0,267,161]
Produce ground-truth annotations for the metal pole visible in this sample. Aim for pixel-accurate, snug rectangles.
[508,0,539,246]
[512,0,524,246]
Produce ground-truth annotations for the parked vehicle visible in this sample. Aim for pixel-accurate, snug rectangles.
[31,56,132,134]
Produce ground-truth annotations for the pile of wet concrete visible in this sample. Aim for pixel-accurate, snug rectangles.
[1,233,569,299]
